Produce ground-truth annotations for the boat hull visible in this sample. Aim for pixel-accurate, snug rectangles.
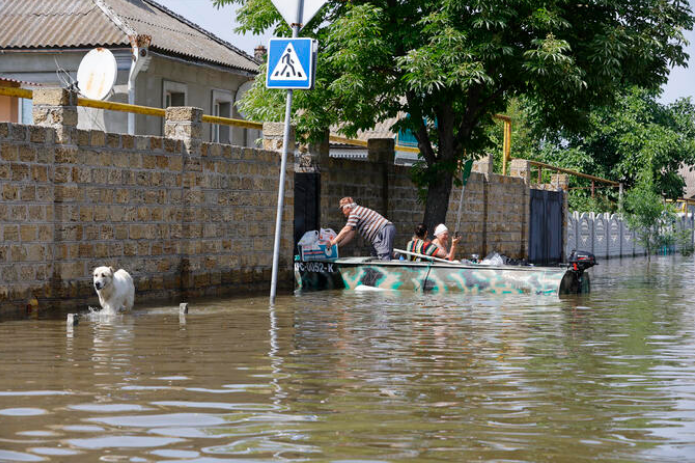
[295,258,589,296]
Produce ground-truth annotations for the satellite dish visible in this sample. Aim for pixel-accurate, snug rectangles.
[76,48,117,100]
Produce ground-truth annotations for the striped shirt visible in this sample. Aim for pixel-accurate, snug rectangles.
[346,205,389,243]
[405,239,438,261]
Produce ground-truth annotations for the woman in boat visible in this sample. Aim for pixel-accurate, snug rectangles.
[405,223,448,261]
[431,224,460,261]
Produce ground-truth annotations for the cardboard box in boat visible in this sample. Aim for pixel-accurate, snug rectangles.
[300,242,339,261]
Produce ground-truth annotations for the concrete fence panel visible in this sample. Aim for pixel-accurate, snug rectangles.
[577,212,594,254]
[567,211,695,258]
[621,218,635,256]
[565,211,578,257]
[607,213,622,257]
[593,213,608,258]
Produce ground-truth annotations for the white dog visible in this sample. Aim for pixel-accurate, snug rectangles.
[92,266,135,313]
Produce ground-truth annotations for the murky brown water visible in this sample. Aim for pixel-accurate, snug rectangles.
[1,256,695,462]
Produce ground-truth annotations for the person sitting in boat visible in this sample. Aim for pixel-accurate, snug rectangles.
[431,224,460,261]
[330,197,396,260]
[405,223,449,261]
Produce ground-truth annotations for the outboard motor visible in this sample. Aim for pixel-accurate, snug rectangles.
[560,250,597,295]
[568,250,597,272]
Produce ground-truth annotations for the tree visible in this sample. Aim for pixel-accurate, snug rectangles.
[536,89,695,199]
[216,0,694,228]
[623,178,677,255]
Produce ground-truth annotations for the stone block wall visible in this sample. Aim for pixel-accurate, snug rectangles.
[0,89,294,315]
[0,123,55,308]
[449,173,528,259]
[320,151,532,260]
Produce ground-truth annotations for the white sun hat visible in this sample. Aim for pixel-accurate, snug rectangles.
[434,224,448,237]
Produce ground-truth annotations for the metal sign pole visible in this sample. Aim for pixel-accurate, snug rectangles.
[270,0,304,303]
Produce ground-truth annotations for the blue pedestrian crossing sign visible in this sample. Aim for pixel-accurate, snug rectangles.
[266,38,317,90]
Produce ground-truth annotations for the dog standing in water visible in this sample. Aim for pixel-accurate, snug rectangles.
[92,266,135,313]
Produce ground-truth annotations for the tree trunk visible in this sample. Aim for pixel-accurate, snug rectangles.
[423,168,454,233]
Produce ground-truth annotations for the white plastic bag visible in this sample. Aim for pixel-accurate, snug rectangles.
[298,230,319,246]
[480,252,504,266]
[319,228,336,242]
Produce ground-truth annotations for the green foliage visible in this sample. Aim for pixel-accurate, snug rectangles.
[541,89,695,199]
[623,180,677,254]
[569,195,618,214]
[489,89,695,212]
[216,0,694,225]
[676,228,695,256]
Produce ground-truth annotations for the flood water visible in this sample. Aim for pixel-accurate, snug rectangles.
[1,256,695,462]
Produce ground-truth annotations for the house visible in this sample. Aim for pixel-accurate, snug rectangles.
[330,117,420,165]
[0,0,260,145]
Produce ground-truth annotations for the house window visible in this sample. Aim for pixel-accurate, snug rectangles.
[162,80,187,108]
[211,90,232,144]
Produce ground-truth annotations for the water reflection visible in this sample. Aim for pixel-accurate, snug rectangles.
[0,256,694,461]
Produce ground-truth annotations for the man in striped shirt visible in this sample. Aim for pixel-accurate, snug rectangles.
[329,197,396,260]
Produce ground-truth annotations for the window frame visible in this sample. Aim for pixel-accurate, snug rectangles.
[210,89,233,144]
[162,80,187,108]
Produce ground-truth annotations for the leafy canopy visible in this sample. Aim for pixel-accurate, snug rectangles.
[215,0,694,225]
[499,89,695,211]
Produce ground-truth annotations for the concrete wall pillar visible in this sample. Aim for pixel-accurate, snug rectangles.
[164,106,203,296]
[508,160,532,259]
[472,154,493,176]
[32,87,78,143]
[367,138,395,219]
[510,159,531,184]
[297,129,328,173]
[367,138,395,164]
[552,173,569,191]
[262,122,295,153]
[165,106,202,156]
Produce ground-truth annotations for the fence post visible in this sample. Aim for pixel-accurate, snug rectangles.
[551,173,569,191]
[368,138,395,218]
[297,129,328,173]
[32,87,78,143]
[367,138,395,164]
[509,159,531,260]
[165,106,203,156]
[262,122,295,154]
[472,154,494,176]
[165,106,203,296]
[509,159,531,184]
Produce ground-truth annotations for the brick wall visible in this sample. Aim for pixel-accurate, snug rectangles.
[0,87,546,315]
[0,96,293,315]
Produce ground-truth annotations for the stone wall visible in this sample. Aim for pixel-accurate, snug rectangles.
[319,142,531,260]
[0,88,293,316]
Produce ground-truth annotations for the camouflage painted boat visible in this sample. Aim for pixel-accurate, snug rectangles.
[294,257,591,296]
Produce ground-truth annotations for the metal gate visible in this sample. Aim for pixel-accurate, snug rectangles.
[529,189,563,264]
[294,173,321,253]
